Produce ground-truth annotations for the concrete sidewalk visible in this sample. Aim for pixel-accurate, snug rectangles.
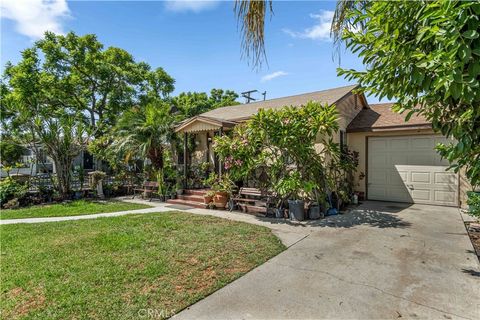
[0,197,316,246]
[173,202,480,320]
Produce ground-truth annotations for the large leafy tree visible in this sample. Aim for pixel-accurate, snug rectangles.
[173,89,239,119]
[331,0,480,187]
[1,47,91,197]
[0,136,26,167]
[1,32,175,197]
[35,32,175,135]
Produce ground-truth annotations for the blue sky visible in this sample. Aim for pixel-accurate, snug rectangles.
[1,0,382,103]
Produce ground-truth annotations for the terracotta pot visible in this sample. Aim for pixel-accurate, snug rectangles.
[213,191,228,208]
[203,195,213,204]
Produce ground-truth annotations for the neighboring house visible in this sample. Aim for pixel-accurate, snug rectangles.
[0,148,95,178]
[175,84,469,208]
[0,147,53,178]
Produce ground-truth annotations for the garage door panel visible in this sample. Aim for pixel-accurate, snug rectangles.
[387,187,412,203]
[411,189,431,201]
[390,153,408,166]
[390,138,409,150]
[370,170,388,184]
[389,170,407,185]
[368,186,387,200]
[409,154,436,166]
[434,190,455,203]
[370,139,387,150]
[434,172,456,184]
[411,137,433,149]
[368,135,458,207]
[371,154,388,168]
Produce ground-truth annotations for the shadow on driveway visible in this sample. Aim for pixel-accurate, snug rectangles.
[252,202,412,229]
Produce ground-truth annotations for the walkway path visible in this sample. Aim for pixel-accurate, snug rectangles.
[0,197,316,246]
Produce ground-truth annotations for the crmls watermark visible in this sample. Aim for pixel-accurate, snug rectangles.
[137,308,176,318]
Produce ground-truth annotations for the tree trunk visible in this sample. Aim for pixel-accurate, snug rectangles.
[54,159,71,199]
[52,153,74,200]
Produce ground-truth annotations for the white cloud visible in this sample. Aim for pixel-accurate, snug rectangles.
[283,10,334,41]
[1,0,70,39]
[261,71,288,82]
[164,1,220,13]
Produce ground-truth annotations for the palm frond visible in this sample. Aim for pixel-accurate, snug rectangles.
[331,0,369,63]
[234,0,273,69]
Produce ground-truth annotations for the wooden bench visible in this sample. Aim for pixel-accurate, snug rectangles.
[133,181,159,201]
[232,187,271,215]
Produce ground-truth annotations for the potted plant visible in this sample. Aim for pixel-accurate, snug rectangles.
[306,182,325,220]
[208,174,236,209]
[203,190,215,204]
[175,181,183,195]
[276,172,305,221]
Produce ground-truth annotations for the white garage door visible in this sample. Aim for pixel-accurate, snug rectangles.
[367,135,458,206]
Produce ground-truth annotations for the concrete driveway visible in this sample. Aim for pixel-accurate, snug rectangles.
[174,201,480,320]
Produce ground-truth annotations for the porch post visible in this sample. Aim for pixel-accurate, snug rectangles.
[218,127,223,177]
[183,132,188,189]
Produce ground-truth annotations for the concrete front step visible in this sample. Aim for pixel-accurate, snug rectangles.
[177,194,205,202]
[183,189,211,196]
[166,198,208,209]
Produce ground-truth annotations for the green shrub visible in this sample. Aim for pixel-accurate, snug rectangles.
[0,178,28,206]
[467,192,480,219]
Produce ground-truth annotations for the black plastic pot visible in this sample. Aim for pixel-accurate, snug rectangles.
[288,200,305,221]
[308,205,323,220]
[274,207,284,218]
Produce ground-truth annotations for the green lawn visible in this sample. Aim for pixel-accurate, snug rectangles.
[0,200,152,220]
[0,212,285,319]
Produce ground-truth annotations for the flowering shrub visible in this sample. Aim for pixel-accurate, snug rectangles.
[213,101,343,204]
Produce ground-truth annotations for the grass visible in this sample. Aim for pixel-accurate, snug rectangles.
[0,200,152,220]
[0,212,285,319]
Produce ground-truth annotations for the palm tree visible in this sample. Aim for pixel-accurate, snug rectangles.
[111,102,176,175]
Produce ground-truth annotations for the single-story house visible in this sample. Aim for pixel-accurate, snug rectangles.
[175,84,469,208]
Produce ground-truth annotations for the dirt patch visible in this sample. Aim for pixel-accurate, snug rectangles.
[465,222,480,261]
[5,286,46,319]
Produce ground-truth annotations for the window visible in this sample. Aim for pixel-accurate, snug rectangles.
[340,130,347,151]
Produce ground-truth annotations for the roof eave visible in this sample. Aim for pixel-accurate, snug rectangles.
[346,123,432,133]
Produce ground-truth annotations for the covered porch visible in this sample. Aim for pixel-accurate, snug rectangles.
[174,116,237,189]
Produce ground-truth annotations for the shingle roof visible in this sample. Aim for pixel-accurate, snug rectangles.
[347,103,431,132]
[199,84,359,121]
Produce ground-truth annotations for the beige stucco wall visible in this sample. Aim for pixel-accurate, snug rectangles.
[347,129,470,207]
[315,93,365,149]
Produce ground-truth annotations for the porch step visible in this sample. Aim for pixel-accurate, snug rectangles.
[166,198,208,209]
[177,194,205,202]
[183,189,211,196]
